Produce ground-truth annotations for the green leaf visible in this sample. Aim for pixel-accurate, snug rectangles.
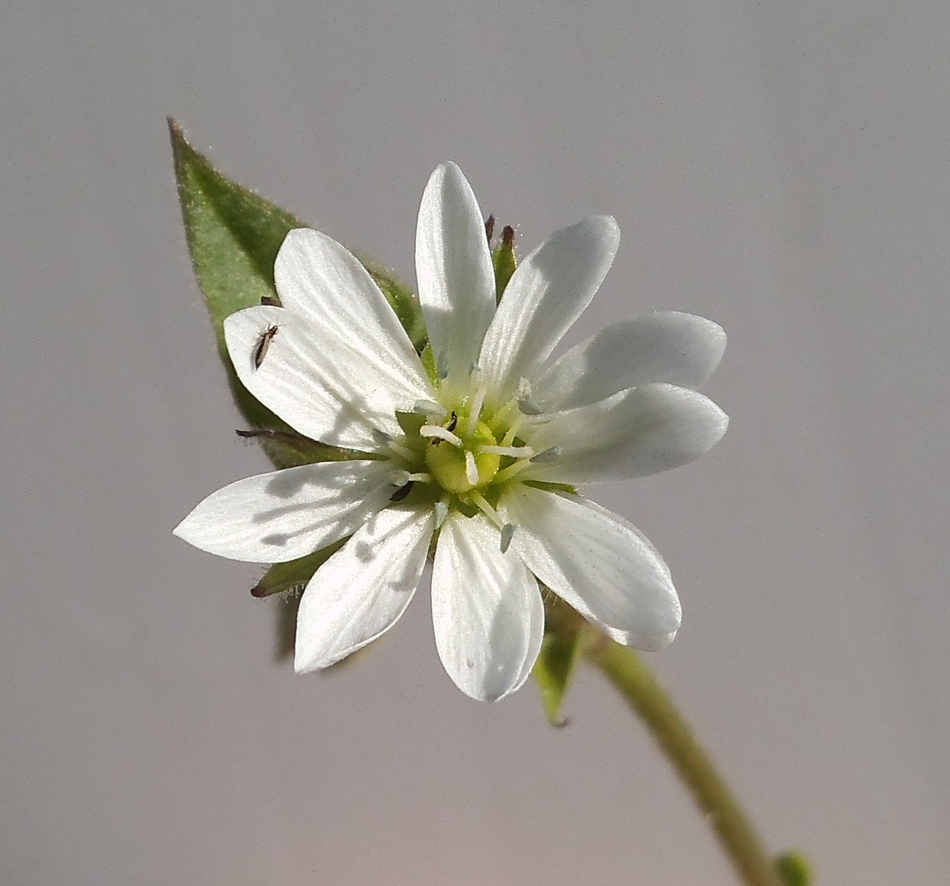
[533,596,585,726]
[169,118,305,432]
[774,852,812,886]
[168,119,428,461]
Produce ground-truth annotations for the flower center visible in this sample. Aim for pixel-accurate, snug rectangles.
[425,420,501,493]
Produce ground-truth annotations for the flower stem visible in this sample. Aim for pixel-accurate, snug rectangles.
[585,636,783,886]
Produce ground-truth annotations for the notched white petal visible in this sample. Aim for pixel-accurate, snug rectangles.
[478,216,620,406]
[499,487,681,648]
[294,506,434,672]
[172,460,394,563]
[533,312,727,411]
[431,513,543,701]
[225,306,409,450]
[415,163,496,389]
[521,383,728,485]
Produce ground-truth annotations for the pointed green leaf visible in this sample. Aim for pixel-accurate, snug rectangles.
[169,119,428,461]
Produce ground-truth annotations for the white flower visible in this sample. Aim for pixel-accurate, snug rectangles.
[174,163,728,701]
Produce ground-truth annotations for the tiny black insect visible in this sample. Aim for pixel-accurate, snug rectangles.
[254,325,279,369]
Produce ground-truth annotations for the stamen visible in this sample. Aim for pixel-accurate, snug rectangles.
[478,444,534,458]
[464,451,479,486]
[436,351,450,380]
[500,523,516,553]
[501,414,525,447]
[433,501,449,530]
[420,425,463,447]
[495,460,534,484]
[406,472,432,483]
[469,491,502,528]
[386,440,416,461]
[531,445,562,464]
[466,384,487,436]
[414,399,447,417]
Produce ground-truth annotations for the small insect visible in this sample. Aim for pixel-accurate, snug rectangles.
[254,324,279,369]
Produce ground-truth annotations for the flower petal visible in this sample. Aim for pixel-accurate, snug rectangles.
[431,513,543,701]
[275,228,433,398]
[415,163,496,391]
[294,505,434,672]
[499,487,681,648]
[173,460,395,563]
[521,383,728,485]
[478,216,620,406]
[225,305,418,450]
[532,311,727,411]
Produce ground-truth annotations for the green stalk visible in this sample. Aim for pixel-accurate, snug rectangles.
[585,636,784,886]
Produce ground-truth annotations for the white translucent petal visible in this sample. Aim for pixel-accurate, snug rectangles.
[499,487,681,648]
[431,512,543,702]
[225,306,417,450]
[478,216,620,407]
[274,228,434,398]
[521,383,729,485]
[294,505,434,672]
[173,460,394,563]
[415,163,496,392]
[533,312,727,411]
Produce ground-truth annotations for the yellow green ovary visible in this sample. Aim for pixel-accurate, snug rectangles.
[425,421,500,493]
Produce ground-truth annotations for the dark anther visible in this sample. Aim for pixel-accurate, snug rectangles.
[261,295,281,307]
[485,215,495,242]
[446,411,458,432]
[390,481,414,502]
[502,225,515,248]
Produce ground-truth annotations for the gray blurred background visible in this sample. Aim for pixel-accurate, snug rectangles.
[2,2,948,884]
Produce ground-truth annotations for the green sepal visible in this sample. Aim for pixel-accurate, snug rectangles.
[492,224,517,301]
[235,428,374,470]
[251,539,348,599]
[774,852,812,886]
[533,595,586,726]
[169,119,428,462]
